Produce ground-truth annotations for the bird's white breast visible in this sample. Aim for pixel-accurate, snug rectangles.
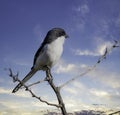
[34,36,65,70]
[46,36,65,66]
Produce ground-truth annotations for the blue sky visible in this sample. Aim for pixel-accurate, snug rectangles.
[0,0,120,114]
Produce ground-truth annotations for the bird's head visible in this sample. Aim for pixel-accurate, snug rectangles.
[49,28,69,38]
[43,28,69,44]
[48,27,68,38]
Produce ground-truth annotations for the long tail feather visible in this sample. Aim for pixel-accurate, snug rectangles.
[12,69,37,93]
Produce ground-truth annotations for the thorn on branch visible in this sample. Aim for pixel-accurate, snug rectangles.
[113,40,120,48]
[6,68,19,83]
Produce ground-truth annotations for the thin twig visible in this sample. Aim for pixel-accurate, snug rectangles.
[27,79,46,88]
[7,69,60,108]
[108,110,120,115]
[59,40,120,89]
[6,40,119,114]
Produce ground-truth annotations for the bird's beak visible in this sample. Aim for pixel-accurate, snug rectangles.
[65,34,69,38]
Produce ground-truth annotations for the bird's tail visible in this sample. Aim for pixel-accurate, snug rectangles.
[12,69,37,93]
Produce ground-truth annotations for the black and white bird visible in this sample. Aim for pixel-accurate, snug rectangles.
[12,28,68,93]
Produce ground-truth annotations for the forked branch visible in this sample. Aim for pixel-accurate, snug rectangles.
[46,68,67,115]
[7,40,119,115]
[7,68,60,108]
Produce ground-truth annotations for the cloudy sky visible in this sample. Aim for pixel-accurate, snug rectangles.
[0,0,120,114]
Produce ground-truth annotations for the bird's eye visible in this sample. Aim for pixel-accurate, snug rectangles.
[61,31,65,36]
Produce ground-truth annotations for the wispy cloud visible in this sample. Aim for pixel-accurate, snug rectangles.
[74,40,113,56]
[0,101,48,115]
[54,60,88,74]
[71,2,90,31]
[55,63,76,74]
[63,86,78,95]
[63,81,87,97]
[55,58,120,111]
[0,92,50,114]
[90,89,109,97]
[0,87,31,98]
[90,68,120,89]
[115,14,120,27]
[73,4,89,15]
[75,49,99,56]
[0,87,11,94]
[62,81,118,112]
[62,78,120,111]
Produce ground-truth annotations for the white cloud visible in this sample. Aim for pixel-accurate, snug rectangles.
[90,89,109,97]
[63,86,78,95]
[97,40,113,54]
[89,68,120,89]
[74,40,113,56]
[54,60,88,74]
[63,81,87,96]
[60,63,120,110]
[15,90,31,98]
[75,49,99,56]
[54,58,120,106]
[63,80,120,111]
[0,87,11,94]
[0,87,31,98]
[0,110,47,115]
[63,84,116,112]
[55,63,76,74]
[73,80,85,87]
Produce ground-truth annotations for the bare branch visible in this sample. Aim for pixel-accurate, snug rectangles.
[27,79,46,88]
[59,68,93,89]
[46,68,67,115]
[7,68,60,108]
[59,40,120,89]
[6,40,119,114]
[26,88,60,108]
[108,110,120,115]
[8,68,19,82]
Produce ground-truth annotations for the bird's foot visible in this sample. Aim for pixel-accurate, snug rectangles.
[44,76,53,82]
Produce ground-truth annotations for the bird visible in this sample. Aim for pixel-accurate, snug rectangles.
[12,28,68,93]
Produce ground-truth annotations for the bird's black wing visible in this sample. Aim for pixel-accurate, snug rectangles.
[31,33,56,69]
[31,28,60,69]
[31,42,45,69]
